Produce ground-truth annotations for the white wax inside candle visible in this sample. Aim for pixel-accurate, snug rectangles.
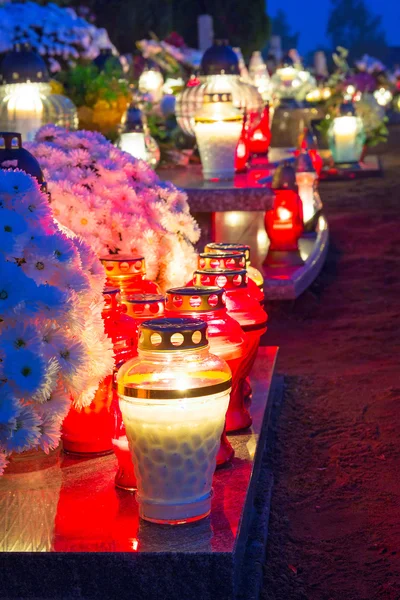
[195,120,242,180]
[120,390,229,518]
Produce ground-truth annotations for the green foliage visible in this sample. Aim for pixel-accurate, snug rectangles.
[270,9,299,52]
[58,62,129,108]
[327,0,387,61]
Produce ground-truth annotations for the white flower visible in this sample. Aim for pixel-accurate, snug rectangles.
[37,411,61,453]
[57,339,87,377]
[21,250,60,286]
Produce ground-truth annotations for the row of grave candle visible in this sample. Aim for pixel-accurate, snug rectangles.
[61,244,267,524]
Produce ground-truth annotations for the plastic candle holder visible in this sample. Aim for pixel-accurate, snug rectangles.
[193,269,268,431]
[328,103,366,165]
[205,242,264,296]
[100,255,160,295]
[112,293,165,491]
[194,92,243,181]
[265,164,304,252]
[117,318,231,524]
[249,105,271,156]
[62,287,136,456]
[165,286,247,454]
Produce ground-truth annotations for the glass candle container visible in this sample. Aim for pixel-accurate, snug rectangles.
[138,65,164,104]
[0,44,77,142]
[249,105,271,156]
[328,102,366,164]
[175,41,263,137]
[100,255,160,295]
[165,286,247,451]
[62,287,136,456]
[205,242,264,296]
[193,269,267,431]
[194,92,243,180]
[265,164,304,251]
[118,103,147,161]
[117,317,232,524]
[112,293,165,491]
[297,128,323,177]
[235,113,251,173]
[249,51,272,102]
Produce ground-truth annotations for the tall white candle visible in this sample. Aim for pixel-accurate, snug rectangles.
[195,119,242,180]
[332,116,358,163]
[119,132,147,161]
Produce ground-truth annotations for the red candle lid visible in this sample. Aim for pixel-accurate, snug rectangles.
[166,286,225,312]
[193,269,248,290]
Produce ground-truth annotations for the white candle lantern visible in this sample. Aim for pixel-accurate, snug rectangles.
[0,44,77,142]
[117,317,232,524]
[118,102,148,161]
[295,150,322,225]
[138,63,164,104]
[249,51,272,102]
[194,92,243,180]
[328,102,366,165]
[175,41,263,137]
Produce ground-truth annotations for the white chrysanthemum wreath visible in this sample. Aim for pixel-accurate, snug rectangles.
[0,169,114,474]
[28,126,200,292]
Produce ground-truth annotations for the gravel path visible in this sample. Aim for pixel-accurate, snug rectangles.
[262,127,400,600]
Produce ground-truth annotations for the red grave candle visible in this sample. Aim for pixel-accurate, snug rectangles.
[192,269,268,431]
[249,105,271,156]
[62,287,136,456]
[204,242,264,297]
[235,113,251,173]
[100,255,160,295]
[112,293,165,491]
[165,286,246,464]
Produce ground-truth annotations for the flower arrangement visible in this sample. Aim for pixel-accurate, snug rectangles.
[58,63,130,140]
[317,47,389,148]
[0,2,115,73]
[27,125,200,291]
[0,168,114,473]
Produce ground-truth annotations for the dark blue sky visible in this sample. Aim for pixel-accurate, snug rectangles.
[268,0,400,56]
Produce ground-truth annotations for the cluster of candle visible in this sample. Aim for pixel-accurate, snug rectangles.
[61,244,267,525]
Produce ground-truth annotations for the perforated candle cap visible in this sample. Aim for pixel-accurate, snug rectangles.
[198,251,246,271]
[100,255,146,277]
[0,43,49,84]
[120,293,165,319]
[205,242,251,262]
[203,92,233,104]
[166,286,225,312]
[194,268,248,290]
[139,317,208,352]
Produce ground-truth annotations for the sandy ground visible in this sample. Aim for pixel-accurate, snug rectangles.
[261,127,400,600]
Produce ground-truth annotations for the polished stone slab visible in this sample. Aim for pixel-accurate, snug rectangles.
[0,347,279,600]
[158,149,292,213]
[262,215,329,300]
